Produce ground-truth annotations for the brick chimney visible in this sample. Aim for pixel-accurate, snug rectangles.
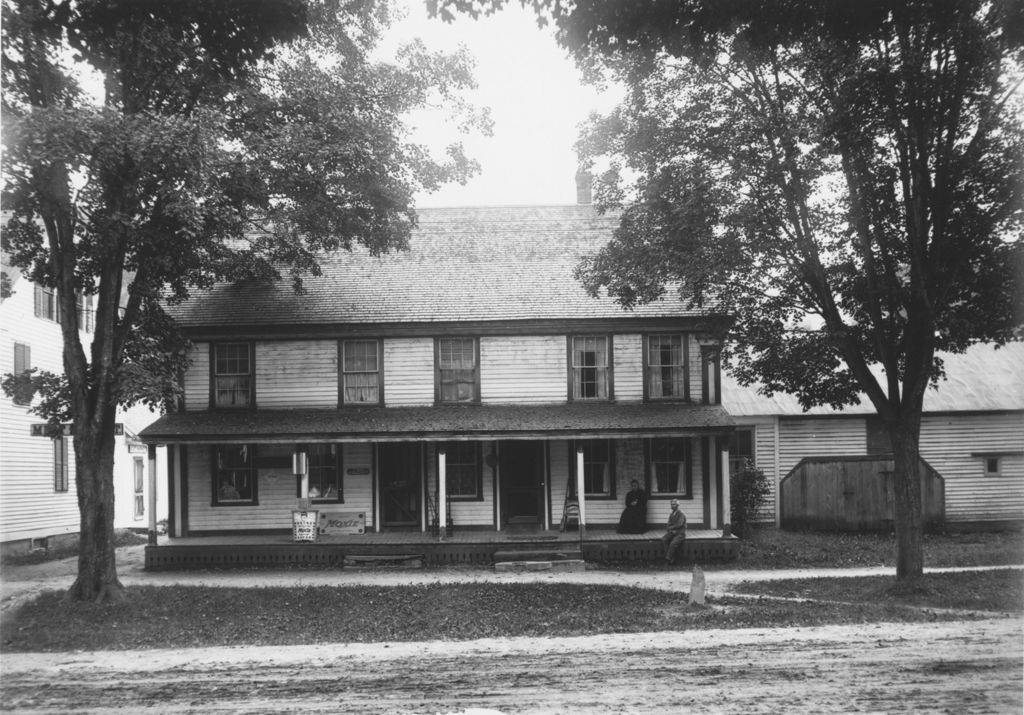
[575,171,592,205]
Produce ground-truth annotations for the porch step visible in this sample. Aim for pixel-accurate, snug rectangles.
[343,553,424,568]
[494,559,586,573]
[492,548,583,562]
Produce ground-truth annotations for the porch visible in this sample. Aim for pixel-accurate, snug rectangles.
[144,527,739,570]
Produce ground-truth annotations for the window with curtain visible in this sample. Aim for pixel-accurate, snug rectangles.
[342,340,381,404]
[213,343,252,407]
[647,334,685,398]
[648,438,692,498]
[306,444,342,502]
[571,336,609,400]
[213,444,257,505]
[437,337,479,403]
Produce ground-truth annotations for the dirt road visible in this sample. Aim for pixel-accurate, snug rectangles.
[2,618,1020,714]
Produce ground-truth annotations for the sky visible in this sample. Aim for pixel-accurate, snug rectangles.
[379,1,622,208]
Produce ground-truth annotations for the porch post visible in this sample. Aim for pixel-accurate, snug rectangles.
[438,448,447,541]
[575,446,586,540]
[293,449,308,501]
[720,440,732,537]
[147,443,158,546]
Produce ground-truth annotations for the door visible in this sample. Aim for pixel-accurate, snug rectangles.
[379,443,421,528]
[499,441,546,527]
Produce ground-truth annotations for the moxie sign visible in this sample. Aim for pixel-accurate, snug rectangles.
[318,511,366,535]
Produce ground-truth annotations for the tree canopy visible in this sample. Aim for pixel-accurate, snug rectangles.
[2,0,489,600]
[435,0,1023,579]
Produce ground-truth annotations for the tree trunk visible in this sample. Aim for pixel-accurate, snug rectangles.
[66,407,125,602]
[890,427,924,582]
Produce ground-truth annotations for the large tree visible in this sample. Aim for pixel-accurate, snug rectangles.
[2,0,487,601]
[436,0,1024,580]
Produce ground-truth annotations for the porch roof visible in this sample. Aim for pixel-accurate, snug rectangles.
[139,402,735,444]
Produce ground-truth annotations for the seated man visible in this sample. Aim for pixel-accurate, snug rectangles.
[661,499,686,564]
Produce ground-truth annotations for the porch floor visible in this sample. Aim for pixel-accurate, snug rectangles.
[146,528,738,570]
[161,528,724,546]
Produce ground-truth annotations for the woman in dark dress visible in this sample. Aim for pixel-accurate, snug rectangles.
[616,480,648,534]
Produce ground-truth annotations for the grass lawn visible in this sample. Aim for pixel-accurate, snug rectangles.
[721,525,1024,570]
[3,571,1021,653]
[1,527,1020,652]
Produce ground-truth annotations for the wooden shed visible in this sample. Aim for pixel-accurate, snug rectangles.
[780,455,945,531]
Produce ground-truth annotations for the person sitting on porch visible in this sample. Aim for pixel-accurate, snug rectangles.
[661,499,686,564]
[616,480,647,534]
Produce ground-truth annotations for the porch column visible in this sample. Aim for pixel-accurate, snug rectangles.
[575,446,586,539]
[293,449,308,501]
[720,440,732,537]
[438,448,447,541]
[147,443,158,546]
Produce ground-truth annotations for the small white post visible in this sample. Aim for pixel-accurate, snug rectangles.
[438,448,447,541]
[575,445,586,540]
[147,444,158,546]
[721,442,732,537]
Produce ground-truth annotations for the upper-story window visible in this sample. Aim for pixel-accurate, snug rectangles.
[33,286,94,332]
[213,343,253,408]
[647,437,692,498]
[646,334,687,399]
[213,444,257,505]
[341,340,381,405]
[34,285,58,322]
[570,335,611,400]
[436,337,479,403]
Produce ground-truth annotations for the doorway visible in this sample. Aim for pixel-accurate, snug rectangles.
[378,443,421,528]
[499,441,546,528]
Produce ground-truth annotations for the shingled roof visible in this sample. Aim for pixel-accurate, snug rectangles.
[166,205,720,329]
[139,401,735,443]
[721,342,1024,416]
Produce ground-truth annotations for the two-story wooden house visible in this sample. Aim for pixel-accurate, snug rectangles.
[139,204,738,568]
[1,252,167,556]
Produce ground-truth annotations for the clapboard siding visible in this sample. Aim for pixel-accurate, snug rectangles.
[256,340,337,408]
[613,334,644,401]
[184,342,210,411]
[1,279,164,545]
[339,443,374,529]
[689,338,704,403]
[383,337,434,406]
[919,413,1024,522]
[0,284,80,543]
[779,418,866,474]
[736,411,1024,525]
[425,443,495,526]
[736,417,781,522]
[186,443,299,532]
[549,437,706,529]
[479,336,565,403]
[185,442,375,533]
